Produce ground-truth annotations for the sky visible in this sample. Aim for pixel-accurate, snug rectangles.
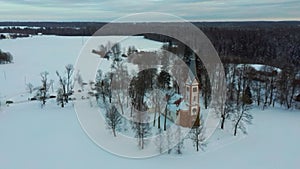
[0,0,299,22]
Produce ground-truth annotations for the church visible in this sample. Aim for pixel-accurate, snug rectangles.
[170,54,201,128]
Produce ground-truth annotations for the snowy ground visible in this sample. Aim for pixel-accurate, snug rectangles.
[0,35,163,97]
[0,36,300,169]
[1,101,299,169]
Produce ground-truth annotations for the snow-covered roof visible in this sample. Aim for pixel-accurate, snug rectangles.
[168,100,189,113]
[168,104,179,113]
[168,93,183,103]
[178,100,189,110]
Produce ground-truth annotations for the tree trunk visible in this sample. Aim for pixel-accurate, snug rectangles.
[204,92,208,109]
[158,114,161,129]
[196,139,199,152]
[130,103,133,117]
[264,81,268,107]
[141,133,144,149]
[269,78,274,106]
[153,111,157,127]
[220,115,225,129]
[113,128,116,137]
[257,86,261,106]
[234,124,238,136]
[117,93,124,114]
[234,108,244,136]
[164,106,167,131]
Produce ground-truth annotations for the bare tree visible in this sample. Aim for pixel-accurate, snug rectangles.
[111,62,130,114]
[151,89,165,129]
[231,65,253,136]
[38,71,49,106]
[108,72,113,104]
[166,126,172,154]
[132,111,151,149]
[154,128,165,154]
[75,71,84,91]
[56,88,65,107]
[105,105,122,137]
[94,69,103,103]
[65,64,74,95]
[26,83,34,94]
[189,115,206,152]
[50,79,54,93]
[221,99,235,130]
[55,64,74,107]
[232,87,253,136]
[174,126,184,154]
[232,103,252,136]
[163,90,174,131]
[252,80,262,106]
[56,71,67,107]
[277,67,298,109]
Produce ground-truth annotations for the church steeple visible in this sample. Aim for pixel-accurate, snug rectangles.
[186,52,199,85]
[189,52,198,81]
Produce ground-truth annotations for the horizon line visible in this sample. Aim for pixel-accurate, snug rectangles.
[0,20,300,23]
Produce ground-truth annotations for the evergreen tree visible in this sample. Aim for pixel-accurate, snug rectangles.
[242,86,253,105]
[157,71,171,89]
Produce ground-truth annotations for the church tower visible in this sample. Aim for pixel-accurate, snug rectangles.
[177,53,200,128]
[185,53,200,125]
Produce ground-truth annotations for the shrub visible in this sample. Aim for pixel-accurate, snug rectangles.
[0,50,13,64]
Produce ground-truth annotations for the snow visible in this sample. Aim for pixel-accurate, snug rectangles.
[1,101,299,169]
[239,63,282,72]
[0,35,163,98]
[0,36,300,169]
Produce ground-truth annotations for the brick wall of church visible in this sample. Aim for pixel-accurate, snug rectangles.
[177,109,198,128]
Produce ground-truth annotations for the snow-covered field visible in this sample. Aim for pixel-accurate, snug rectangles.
[0,36,300,169]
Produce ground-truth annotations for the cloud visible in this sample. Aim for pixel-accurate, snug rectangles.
[0,0,299,21]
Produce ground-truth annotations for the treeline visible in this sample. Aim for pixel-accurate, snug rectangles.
[203,26,300,69]
[1,21,299,69]
[195,62,300,135]
[0,22,106,36]
[1,21,299,34]
[222,64,299,132]
[195,51,300,111]
[0,26,100,36]
[144,24,300,69]
[0,22,105,28]
[0,50,13,64]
